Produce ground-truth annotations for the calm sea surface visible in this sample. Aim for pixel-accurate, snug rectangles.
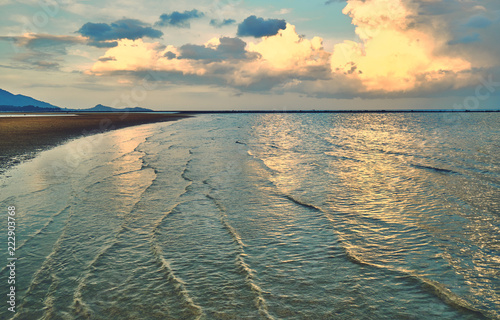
[0,113,499,319]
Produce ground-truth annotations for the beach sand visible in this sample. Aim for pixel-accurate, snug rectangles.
[0,112,190,173]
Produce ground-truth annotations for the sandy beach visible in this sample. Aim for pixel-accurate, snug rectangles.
[0,112,190,173]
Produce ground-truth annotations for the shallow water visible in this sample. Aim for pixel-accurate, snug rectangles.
[0,113,499,319]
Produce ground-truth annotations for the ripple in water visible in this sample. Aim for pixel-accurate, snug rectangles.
[0,113,499,319]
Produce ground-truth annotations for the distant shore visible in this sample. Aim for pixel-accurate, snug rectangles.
[0,112,190,174]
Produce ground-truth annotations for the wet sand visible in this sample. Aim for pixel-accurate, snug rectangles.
[0,113,190,173]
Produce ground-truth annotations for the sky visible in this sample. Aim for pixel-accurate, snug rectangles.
[0,0,499,110]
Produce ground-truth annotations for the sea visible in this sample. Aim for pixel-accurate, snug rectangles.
[0,112,499,319]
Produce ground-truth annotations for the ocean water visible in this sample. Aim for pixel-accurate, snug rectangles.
[0,113,499,319]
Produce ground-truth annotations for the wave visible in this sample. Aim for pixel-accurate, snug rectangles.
[323,152,364,163]
[40,272,59,320]
[249,145,488,318]
[150,234,204,319]
[17,205,71,251]
[204,190,274,320]
[0,205,72,279]
[342,245,489,319]
[410,164,458,174]
[69,144,161,318]
[12,204,76,320]
[283,190,491,319]
[149,200,203,318]
[181,157,194,182]
[149,160,192,236]
[147,152,204,318]
[283,194,323,212]
[281,192,490,318]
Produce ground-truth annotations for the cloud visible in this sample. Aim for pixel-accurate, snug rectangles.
[209,19,236,28]
[237,15,287,38]
[246,24,330,73]
[155,10,204,28]
[164,51,177,59]
[88,23,331,94]
[413,0,500,69]
[32,60,60,70]
[88,41,118,48]
[9,50,63,71]
[77,19,163,46]
[178,37,256,61]
[225,24,331,91]
[0,33,91,71]
[88,39,206,77]
[0,34,90,71]
[330,0,472,93]
[98,56,116,62]
[85,0,499,100]
[1,34,86,54]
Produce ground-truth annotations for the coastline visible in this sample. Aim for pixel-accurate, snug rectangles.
[0,112,190,174]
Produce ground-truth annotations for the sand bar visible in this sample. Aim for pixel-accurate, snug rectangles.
[0,112,190,173]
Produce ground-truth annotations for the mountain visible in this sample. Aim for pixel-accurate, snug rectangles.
[78,104,152,112]
[0,89,60,109]
[0,89,154,112]
[0,105,61,112]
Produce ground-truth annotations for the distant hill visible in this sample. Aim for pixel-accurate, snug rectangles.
[0,105,61,112]
[78,104,153,112]
[0,89,154,113]
[0,89,60,109]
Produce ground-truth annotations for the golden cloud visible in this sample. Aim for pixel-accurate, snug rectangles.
[331,0,472,92]
[89,0,477,95]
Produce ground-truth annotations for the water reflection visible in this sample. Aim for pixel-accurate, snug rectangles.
[249,112,500,318]
[1,113,499,319]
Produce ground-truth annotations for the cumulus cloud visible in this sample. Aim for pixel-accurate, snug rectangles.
[98,56,116,62]
[412,0,500,69]
[330,0,472,93]
[246,24,329,73]
[209,19,236,28]
[88,39,205,77]
[88,41,118,48]
[237,16,287,38]
[228,24,331,90]
[164,51,177,59]
[85,0,500,99]
[155,10,204,28]
[178,37,256,62]
[77,19,163,49]
[88,23,331,93]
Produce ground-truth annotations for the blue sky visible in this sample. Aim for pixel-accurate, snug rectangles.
[0,0,499,110]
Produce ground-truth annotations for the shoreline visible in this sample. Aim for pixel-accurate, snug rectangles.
[0,112,190,174]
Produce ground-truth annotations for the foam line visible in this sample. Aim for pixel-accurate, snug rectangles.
[204,192,274,320]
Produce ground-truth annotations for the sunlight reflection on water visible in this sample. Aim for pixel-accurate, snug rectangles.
[0,113,498,319]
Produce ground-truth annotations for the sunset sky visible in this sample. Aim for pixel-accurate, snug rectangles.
[1,0,499,110]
